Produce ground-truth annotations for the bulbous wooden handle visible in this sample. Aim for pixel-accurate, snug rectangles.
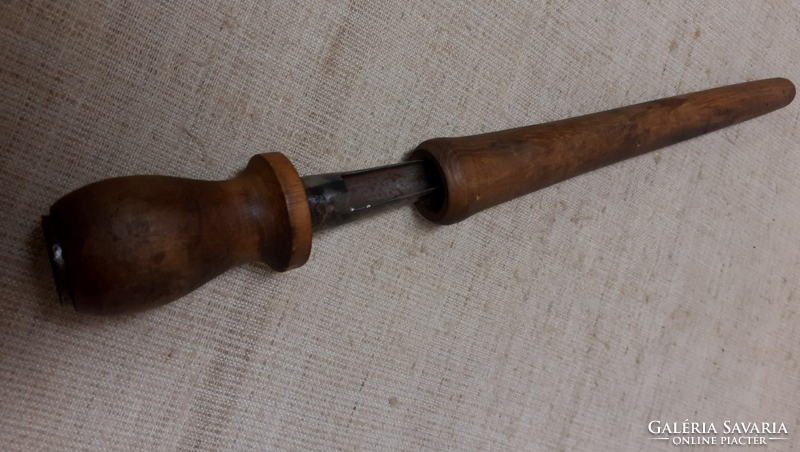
[43,152,312,315]
[412,78,795,224]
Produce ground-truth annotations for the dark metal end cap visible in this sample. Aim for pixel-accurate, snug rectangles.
[42,215,73,309]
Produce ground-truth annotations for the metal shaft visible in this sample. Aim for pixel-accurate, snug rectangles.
[301,160,441,231]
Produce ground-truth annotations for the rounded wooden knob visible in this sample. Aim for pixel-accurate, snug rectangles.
[43,153,312,315]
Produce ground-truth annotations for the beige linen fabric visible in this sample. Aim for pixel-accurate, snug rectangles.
[1,1,799,450]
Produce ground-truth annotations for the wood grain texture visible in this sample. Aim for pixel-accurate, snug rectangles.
[45,152,312,315]
[411,78,796,225]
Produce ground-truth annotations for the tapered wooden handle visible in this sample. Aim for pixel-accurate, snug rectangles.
[411,78,795,224]
[44,153,312,314]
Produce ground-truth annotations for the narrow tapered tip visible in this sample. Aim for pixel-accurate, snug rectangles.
[782,78,796,105]
[769,77,795,108]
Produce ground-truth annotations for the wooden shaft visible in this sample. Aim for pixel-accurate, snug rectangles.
[44,153,312,314]
[411,78,795,224]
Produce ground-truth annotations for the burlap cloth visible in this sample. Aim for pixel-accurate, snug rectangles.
[1,1,798,450]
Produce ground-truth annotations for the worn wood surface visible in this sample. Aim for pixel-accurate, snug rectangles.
[43,79,795,314]
[412,78,796,224]
[45,152,312,314]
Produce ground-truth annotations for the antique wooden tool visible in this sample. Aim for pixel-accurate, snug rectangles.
[43,78,795,314]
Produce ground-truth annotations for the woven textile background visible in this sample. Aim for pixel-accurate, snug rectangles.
[1,0,799,450]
